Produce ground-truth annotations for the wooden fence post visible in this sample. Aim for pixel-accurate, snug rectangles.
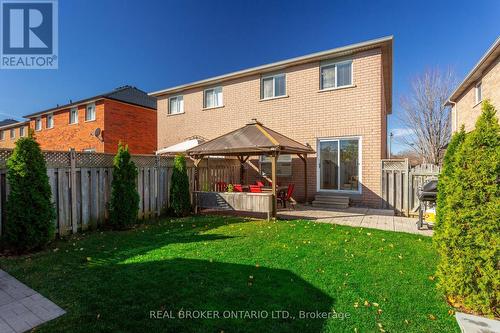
[70,149,78,234]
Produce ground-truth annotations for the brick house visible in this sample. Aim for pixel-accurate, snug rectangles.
[446,36,500,132]
[21,86,157,154]
[0,120,30,149]
[150,36,393,207]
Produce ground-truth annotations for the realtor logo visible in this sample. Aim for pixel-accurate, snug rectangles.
[1,0,58,69]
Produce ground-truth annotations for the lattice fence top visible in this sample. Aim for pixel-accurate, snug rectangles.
[381,159,408,171]
[44,151,72,168]
[75,152,115,168]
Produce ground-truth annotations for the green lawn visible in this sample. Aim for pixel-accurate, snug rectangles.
[0,216,458,332]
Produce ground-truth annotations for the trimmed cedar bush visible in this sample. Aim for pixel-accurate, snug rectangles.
[434,100,500,316]
[3,133,55,252]
[169,154,191,216]
[435,126,466,229]
[109,143,140,229]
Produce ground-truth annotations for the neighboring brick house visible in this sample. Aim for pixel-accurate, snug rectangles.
[22,86,158,154]
[150,36,393,207]
[446,36,500,132]
[0,120,30,149]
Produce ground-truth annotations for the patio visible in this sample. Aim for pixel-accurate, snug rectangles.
[278,205,433,236]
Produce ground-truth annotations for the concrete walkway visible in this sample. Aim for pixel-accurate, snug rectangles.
[278,205,433,236]
[0,270,65,333]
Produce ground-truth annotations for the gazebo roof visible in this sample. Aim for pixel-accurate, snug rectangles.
[186,119,315,157]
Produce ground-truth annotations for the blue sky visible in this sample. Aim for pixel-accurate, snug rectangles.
[0,0,498,152]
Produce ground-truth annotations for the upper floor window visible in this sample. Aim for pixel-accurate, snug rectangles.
[261,73,286,99]
[35,117,42,131]
[320,60,352,90]
[70,107,78,124]
[10,128,15,139]
[168,96,184,115]
[204,87,223,108]
[475,82,482,104]
[46,113,54,129]
[0,131,4,141]
[86,103,96,121]
[20,126,25,137]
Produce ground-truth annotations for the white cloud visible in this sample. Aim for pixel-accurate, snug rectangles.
[391,128,414,138]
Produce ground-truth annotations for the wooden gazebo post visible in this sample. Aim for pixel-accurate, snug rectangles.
[298,154,308,204]
[271,152,278,218]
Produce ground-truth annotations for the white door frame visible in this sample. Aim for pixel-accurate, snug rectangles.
[316,136,362,194]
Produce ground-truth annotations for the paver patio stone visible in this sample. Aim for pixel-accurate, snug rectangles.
[279,205,433,236]
[0,270,65,333]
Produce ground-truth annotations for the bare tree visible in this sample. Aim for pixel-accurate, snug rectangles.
[398,68,455,165]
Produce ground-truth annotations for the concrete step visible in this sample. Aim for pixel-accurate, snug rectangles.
[312,201,349,209]
[314,195,350,203]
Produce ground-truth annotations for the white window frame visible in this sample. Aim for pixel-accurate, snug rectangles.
[35,117,42,131]
[10,128,15,139]
[203,86,223,109]
[320,59,353,90]
[475,81,482,104]
[261,73,286,99]
[85,103,96,121]
[316,136,362,194]
[19,126,25,137]
[0,131,5,141]
[69,107,78,124]
[46,113,54,129]
[168,95,184,115]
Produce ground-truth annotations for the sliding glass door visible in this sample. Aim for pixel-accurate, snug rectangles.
[318,138,360,192]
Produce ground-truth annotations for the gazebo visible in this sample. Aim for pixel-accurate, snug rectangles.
[186,119,315,218]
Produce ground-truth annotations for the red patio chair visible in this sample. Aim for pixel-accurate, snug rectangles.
[216,181,227,192]
[277,184,296,209]
[233,184,243,192]
[256,181,265,187]
[249,185,262,193]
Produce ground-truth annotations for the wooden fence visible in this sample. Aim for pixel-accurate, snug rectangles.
[0,149,240,236]
[381,159,441,216]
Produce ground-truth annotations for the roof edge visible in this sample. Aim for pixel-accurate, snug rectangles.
[150,35,393,97]
[0,120,30,130]
[446,36,500,105]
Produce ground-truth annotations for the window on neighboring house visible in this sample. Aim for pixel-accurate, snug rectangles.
[320,60,353,90]
[83,148,96,153]
[10,128,15,139]
[168,96,184,115]
[204,87,223,108]
[0,131,4,141]
[86,103,96,121]
[46,113,54,128]
[261,73,286,99]
[70,107,78,124]
[35,117,42,131]
[20,126,25,137]
[475,82,482,104]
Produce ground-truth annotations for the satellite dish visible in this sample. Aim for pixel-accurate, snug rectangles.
[94,128,101,137]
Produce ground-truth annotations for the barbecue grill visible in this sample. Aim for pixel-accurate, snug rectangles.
[417,179,438,229]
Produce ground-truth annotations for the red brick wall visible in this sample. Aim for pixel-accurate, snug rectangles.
[29,101,106,152]
[26,99,157,154]
[103,99,157,154]
[0,124,30,149]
